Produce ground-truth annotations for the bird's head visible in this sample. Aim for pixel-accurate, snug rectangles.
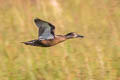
[65,32,84,39]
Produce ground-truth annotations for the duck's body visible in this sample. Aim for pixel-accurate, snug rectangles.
[24,35,66,47]
[22,18,84,47]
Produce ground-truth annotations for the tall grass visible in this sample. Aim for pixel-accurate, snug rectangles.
[0,0,120,80]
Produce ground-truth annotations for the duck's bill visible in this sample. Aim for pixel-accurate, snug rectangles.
[77,35,84,38]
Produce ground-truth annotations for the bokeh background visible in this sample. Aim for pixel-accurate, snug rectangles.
[0,0,120,80]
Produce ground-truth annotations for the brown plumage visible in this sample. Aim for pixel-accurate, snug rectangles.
[22,18,84,47]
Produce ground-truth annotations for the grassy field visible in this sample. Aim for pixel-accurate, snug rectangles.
[0,0,120,80]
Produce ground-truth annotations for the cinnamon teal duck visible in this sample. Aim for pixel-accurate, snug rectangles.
[22,18,84,47]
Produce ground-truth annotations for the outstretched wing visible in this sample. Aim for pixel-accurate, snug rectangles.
[34,18,55,40]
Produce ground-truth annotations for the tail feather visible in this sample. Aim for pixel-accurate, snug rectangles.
[21,40,36,45]
[21,42,30,45]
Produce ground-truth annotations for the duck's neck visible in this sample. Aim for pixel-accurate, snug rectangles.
[64,33,74,39]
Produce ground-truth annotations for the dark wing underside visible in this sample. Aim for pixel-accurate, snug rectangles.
[34,18,55,40]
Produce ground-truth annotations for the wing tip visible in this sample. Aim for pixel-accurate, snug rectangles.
[34,17,40,22]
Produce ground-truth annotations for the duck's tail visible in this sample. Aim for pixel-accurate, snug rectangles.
[21,40,37,45]
[21,42,31,45]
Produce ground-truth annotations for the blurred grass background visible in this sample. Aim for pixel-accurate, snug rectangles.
[0,0,120,80]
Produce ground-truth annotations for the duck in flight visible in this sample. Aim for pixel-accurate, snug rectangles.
[22,18,84,47]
